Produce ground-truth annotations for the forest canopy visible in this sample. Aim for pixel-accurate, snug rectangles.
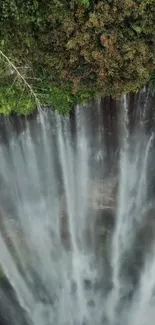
[0,0,155,114]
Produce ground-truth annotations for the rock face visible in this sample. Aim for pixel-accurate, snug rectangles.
[59,176,118,250]
[0,278,31,325]
[87,177,117,211]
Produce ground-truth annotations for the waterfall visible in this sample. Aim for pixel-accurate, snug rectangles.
[0,93,154,325]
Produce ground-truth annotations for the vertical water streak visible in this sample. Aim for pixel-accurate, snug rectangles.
[106,95,129,323]
[75,105,89,247]
[141,87,150,124]
[107,95,154,324]
[0,92,154,325]
[56,114,89,324]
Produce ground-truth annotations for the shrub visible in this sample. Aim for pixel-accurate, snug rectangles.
[0,0,155,114]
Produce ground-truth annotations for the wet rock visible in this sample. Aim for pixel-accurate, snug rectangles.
[59,176,118,249]
[87,299,95,307]
[87,177,117,211]
[0,278,31,325]
[83,279,92,290]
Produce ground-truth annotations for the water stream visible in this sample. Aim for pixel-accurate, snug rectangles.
[0,93,155,325]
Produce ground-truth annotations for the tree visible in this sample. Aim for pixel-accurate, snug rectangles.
[0,0,155,114]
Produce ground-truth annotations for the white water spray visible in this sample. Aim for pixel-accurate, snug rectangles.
[0,94,154,325]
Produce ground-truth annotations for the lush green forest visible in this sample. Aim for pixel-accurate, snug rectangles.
[0,0,155,115]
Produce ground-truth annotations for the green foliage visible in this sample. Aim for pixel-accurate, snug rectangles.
[41,85,74,115]
[79,0,90,8]
[0,81,97,115]
[0,86,36,115]
[149,70,155,95]
[0,0,155,115]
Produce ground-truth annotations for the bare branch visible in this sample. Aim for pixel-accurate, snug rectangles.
[0,50,42,112]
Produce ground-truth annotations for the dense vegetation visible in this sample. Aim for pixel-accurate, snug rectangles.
[0,0,155,115]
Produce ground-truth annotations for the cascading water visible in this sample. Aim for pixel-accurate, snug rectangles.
[0,93,155,325]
